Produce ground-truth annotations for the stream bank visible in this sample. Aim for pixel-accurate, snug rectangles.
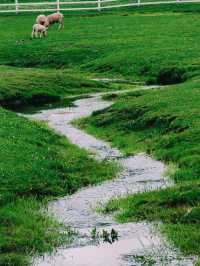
[24,89,195,266]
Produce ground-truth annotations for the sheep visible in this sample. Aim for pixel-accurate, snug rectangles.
[31,24,47,38]
[45,12,64,30]
[35,14,47,26]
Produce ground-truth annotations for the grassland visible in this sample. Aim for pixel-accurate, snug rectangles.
[0,108,117,265]
[1,4,200,112]
[1,5,200,81]
[1,4,200,265]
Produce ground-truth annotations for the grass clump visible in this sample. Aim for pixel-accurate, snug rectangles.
[123,254,156,266]
[79,79,200,255]
[104,184,200,254]
[0,66,110,111]
[0,108,117,265]
[0,199,71,266]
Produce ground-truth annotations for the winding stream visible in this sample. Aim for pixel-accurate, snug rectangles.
[25,89,195,266]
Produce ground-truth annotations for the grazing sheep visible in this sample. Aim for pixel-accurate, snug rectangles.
[36,14,47,26]
[45,12,64,29]
[31,24,47,38]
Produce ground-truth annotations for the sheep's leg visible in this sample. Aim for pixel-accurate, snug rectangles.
[58,22,63,30]
[40,32,42,38]
[35,31,38,38]
[58,18,64,30]
[31,30,35,38]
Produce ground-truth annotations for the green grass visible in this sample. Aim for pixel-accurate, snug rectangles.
[1,4,200,264]
[1,5,200,81]
[0,198,73,266]
[0,66,113,111]
[0,108,117,265]
[78,79,200,255]
[1,5,200,109]
[79,80,200,181]
[103,185,200,255]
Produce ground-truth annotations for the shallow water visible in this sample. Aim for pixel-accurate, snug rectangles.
[25,91,195,266]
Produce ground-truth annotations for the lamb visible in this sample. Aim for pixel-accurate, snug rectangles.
[31,24,47,38]
[45,12,64,30]
[35,14,47,26]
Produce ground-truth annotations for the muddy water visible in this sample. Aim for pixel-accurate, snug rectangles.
[25,91,195,266]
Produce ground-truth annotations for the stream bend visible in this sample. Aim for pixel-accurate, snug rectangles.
[25,90,195,266]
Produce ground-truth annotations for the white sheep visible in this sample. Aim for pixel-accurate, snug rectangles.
[36,14,47,26]
[31,24,47,38]
[45,12,64,30]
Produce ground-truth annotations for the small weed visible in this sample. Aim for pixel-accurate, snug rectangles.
[124,254,156,266]
[90,227,118,244]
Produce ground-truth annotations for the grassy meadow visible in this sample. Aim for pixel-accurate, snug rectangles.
[0,108,117,265]
[1,4,200,109]
[1,5,200,81]
[0,3,200,265]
